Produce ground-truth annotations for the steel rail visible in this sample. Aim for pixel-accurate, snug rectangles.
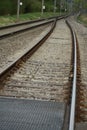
[66,20,77,130]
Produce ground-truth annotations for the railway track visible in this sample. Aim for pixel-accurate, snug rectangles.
[0,15,65,29]
[0,23,53,75]
[0,15,65,39]
[0,18,71,101]
[0,16,86,130]
[0,19,54,39]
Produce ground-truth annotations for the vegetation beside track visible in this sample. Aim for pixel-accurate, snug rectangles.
[0,12,64,26]
[77,14,87,26]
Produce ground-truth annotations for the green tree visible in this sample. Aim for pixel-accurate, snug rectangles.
[73,0,87,12]
[0,0,17,15]
[0,0,78,15]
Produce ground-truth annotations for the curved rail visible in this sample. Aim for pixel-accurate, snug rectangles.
[66,20,77,130]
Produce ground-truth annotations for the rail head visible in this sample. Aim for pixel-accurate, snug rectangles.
[66,20,77,130]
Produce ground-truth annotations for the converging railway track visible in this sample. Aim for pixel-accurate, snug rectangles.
[0,16,87,130]
[0,16,64,39]
[0,19,71,101]
[0,19,54,39]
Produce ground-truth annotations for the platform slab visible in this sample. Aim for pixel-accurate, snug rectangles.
[0,98,66,130]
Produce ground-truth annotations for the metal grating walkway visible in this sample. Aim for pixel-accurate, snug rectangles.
[0,98,66,130]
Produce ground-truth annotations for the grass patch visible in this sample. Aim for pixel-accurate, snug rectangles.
[78,14,87,26]
[0,12,64,26]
